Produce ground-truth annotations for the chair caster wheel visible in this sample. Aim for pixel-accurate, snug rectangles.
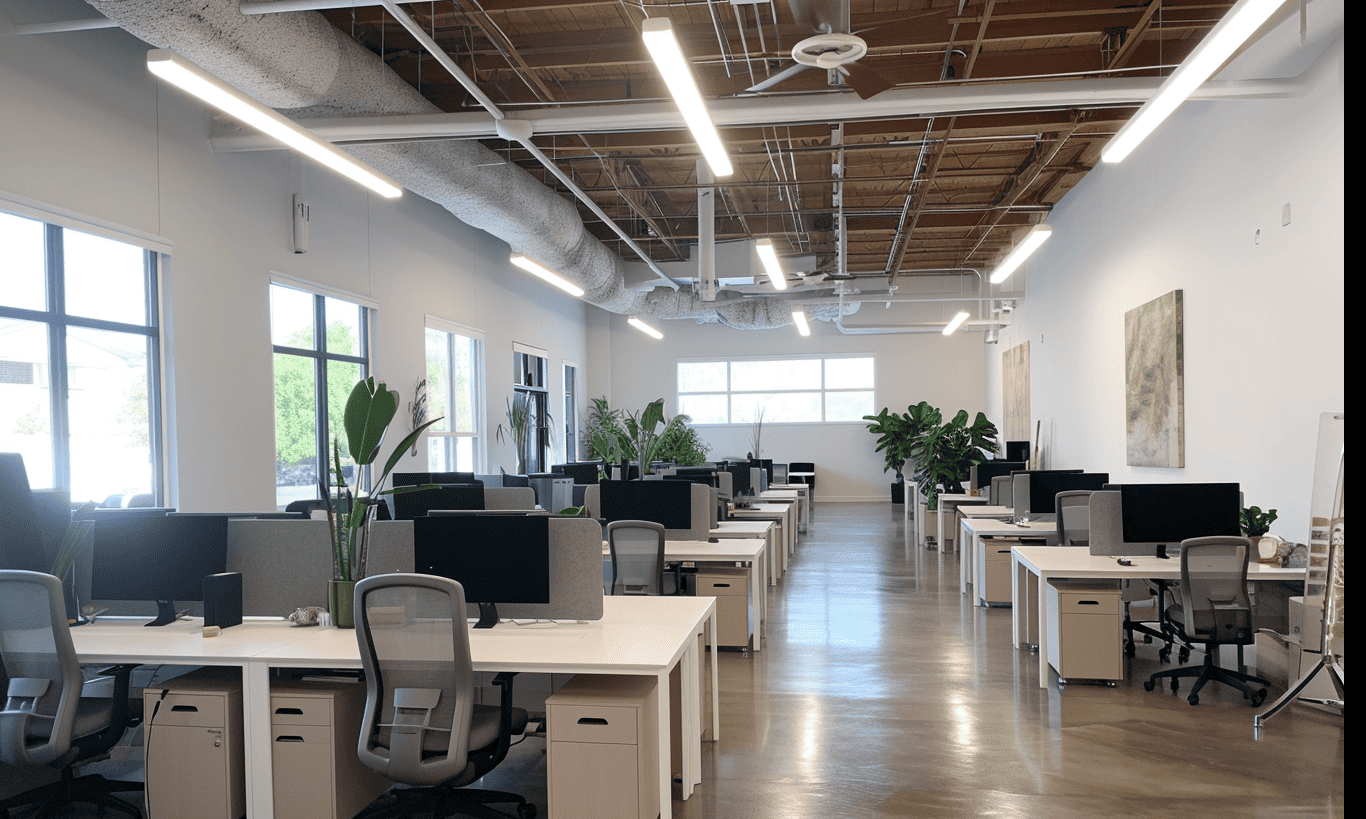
[1143,679,1155,692]
[1170,678,1180,692]
[1251,690,1267,707]
[1143,635,1153,644]
[1188,694,1199,706]
[1158,649,1170,663]
[1124,641,1136,658]
[518,804,538,819]
[1178,648,1190,663]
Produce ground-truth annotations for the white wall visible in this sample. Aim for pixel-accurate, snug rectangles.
[983,4,1344,540]
[1,21,590,510]
[604,312,986,501]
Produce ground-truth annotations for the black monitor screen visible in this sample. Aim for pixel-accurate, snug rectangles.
[600,480,692,530]
[1005,441,1030,461]
[393,485,485,519]
[722,464,752,495]
[665,470,718,488]
[749,459,773,482]
[557,463,601,485]
[1028,472,1110,514]
[413,515,551,605]
[0,453,47,572]
[1120,483,1241,545]
[91,514,229,602]
[972,461,1027,489]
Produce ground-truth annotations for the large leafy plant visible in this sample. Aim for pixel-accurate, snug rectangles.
[863,401,941,480]
[584,397,701,473]
[321,377,442,582]
[910,409,1000,510]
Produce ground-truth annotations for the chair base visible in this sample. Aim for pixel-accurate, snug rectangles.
[358,784,536,819]
[0,770,144,819]
[1144,651,1269,707]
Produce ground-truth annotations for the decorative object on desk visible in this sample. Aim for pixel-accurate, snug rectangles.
[319,377,443,628]
[406,378,428,456]
[1241,505,1280,563]
[496,392,550,475]
[910,409,999,510]
[288,606,325,626]
[556,505,589,517]
[1125,289,1185,467]
[863,401,940,503]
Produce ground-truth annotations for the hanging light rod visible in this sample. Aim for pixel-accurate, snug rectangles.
[146,49,402,199]
[755,238,788,290]
[510,253,585,297]
[1102,0,1289,163]
[641,17,733,178]
[791,309,811,337]
[989,225,1052,284]
[628,316,664,339]
[942,311,970,335]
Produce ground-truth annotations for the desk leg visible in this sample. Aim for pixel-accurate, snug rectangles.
[1035,572,1051,689]
[768,530,778,587]
[656,668,672,819]
[243,662,275,819]
[708,608,719,743]
[750,559,762,652]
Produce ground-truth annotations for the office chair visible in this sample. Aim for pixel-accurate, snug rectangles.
[604,520,680,596]
[1053,491,1092,546]
[0,571,143,819]
[990,475,1012,508]
[1143,537,1269,706]
[353,573,536,819]
[789,461,816,498]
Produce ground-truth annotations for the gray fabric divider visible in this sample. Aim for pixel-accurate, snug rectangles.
[1087,491,1125,556]
[583,483,709,540]
[484,487,537,510]
[226,519,333,615]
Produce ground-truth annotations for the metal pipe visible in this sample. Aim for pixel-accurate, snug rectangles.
[375,0,505,120]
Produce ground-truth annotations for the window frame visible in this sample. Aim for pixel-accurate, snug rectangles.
[0,207,166,502]
[423,316,487,473]
[676,354,875,425]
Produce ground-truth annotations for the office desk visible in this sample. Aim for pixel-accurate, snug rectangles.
[935,494,988,554]
[729,503,797,575]
[959,517,1056,600]
[712,520,779,586]
[1010,546,1305,688]
[71,597,718,819]
[761,486,809,531]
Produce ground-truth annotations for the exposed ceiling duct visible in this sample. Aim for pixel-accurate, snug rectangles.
[83,0,851,329]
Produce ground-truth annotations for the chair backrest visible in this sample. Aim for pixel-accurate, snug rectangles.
[990,475,1012,507]
[1055,490,1094,546]
[605,520,666,595]
[1178,536,1254,645]
[0,570,83,767]
[355,573,477,787]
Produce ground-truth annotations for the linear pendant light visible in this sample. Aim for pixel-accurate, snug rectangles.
[510,253,585,297]
[641,17,733,177]
[1102,0,1289,163]
[755,238,787,290]
[146,49,403,199]
[791,309,811,337]
[628,316,664,339]
[989,224,1052,284]
[942,310,970,335]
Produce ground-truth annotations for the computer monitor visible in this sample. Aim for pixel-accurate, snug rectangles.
[392,472,482,488]
[0,453,50,572]
[721,463,752,496]
[664,469,718,488]
[1027,472,1110,515]
[599,480,692,530]
[1004,441,1030,462]
[970,460,1027,490]
[91,514,230,626]
[554,462,602,485]
[749,459,773,483]
[413,515,552,628]
[1119,483,1241,556]
[392,485,485,519]
[1007,470,1083,516]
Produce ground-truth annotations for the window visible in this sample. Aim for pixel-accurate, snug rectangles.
[512,345,551,474]
[677,356,874,424]
[0,210,164,504]
[425,319,485,473]
[271,281,371,509]
[563,363,579,463]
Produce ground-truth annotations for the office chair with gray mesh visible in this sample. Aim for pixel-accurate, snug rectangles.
[990,475,1012,508]
[0,571,143,819]
[605,520,680,596]
[1143,537,1269,706]
[353,573,535,819]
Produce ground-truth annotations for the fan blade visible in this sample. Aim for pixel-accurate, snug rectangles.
[839,61,896,100]
[746,61,815,93]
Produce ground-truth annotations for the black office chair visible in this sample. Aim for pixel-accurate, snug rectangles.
[789,461,815,496]
[1143,537,1270,706]
[605,520,680,596]
[353,573,535,819]
[0,571,143,819]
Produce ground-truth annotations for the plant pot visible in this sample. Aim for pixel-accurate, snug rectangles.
[891,479,905,504]
[329,579,356,629]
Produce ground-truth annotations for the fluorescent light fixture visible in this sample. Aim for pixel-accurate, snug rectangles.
[791,309,811,337]
[146,49,403,199]
[1102,0,1288,163]
[628,316,664,339]
[755,238,787,290]
[989,224,1052,284]
[942,310,970,336]
[641,18,733,177]
[510,253,585,297]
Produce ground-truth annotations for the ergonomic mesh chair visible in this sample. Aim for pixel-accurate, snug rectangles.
[604,520,680,596]
[353,573,535,819]
[1143,537,1270,706]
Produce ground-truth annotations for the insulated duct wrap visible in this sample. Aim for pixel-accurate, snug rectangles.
[87,0,848,329]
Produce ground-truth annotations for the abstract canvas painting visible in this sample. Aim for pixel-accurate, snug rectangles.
[1125,290,1184,467]
[1002,341,1031,442]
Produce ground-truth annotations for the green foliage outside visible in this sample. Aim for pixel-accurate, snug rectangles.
[274,322,358,469]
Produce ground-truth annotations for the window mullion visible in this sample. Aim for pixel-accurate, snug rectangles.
[313,294,330,494]
[45,224,71,490]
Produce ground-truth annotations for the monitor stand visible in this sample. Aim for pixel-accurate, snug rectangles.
[475,602,500,629]
[146,600,179,627]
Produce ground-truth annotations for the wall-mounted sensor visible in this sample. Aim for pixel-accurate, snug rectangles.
[292,193,309,254]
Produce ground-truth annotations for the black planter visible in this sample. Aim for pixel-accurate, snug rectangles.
[890,478,905,504]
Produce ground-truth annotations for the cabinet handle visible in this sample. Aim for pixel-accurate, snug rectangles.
[275,707,305,715]
[170,705,198,712]
[1078,600,1099,605]
[275,735,305,743]
[576,717,609,726]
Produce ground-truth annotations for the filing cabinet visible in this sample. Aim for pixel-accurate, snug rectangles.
[143,668,244,819]
[1046,580,1123,683]
[269,679,391,819]
[695,567,752,649]
[546,675,659,819]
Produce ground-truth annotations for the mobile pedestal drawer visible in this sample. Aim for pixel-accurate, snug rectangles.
[546,675,660,819]
[1046,580,1123,685]
[142,668,244,819]
[695,566,752,649]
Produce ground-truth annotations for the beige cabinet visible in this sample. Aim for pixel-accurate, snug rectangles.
[984,540,1017,606]
[547,675,660,819]
[269,679,392,819]
[1046,581,1123,683]
[695,567,752,649]
[143,668,244,819]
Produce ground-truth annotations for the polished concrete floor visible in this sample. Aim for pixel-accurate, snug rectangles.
[18,503,1343,818]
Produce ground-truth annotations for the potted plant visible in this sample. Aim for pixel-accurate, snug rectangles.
[1241,505,1279,562]
[864,401,941,503]
[319,377,442,627]
[910,409,1000,512]
[495,392,552,475]
[584,397,701,477]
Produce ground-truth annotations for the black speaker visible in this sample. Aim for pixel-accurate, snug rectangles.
[203,572,242,629]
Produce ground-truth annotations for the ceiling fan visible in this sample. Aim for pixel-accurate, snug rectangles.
[747,0,898,99]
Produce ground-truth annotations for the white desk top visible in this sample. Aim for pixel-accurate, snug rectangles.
[960,505,1013,517]
[712,520,774,536]
[961,517,1055,538]
[601,538,766,562]
[1011,545,1306,582]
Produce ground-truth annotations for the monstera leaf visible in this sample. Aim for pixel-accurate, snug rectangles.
[343,377,400,466]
